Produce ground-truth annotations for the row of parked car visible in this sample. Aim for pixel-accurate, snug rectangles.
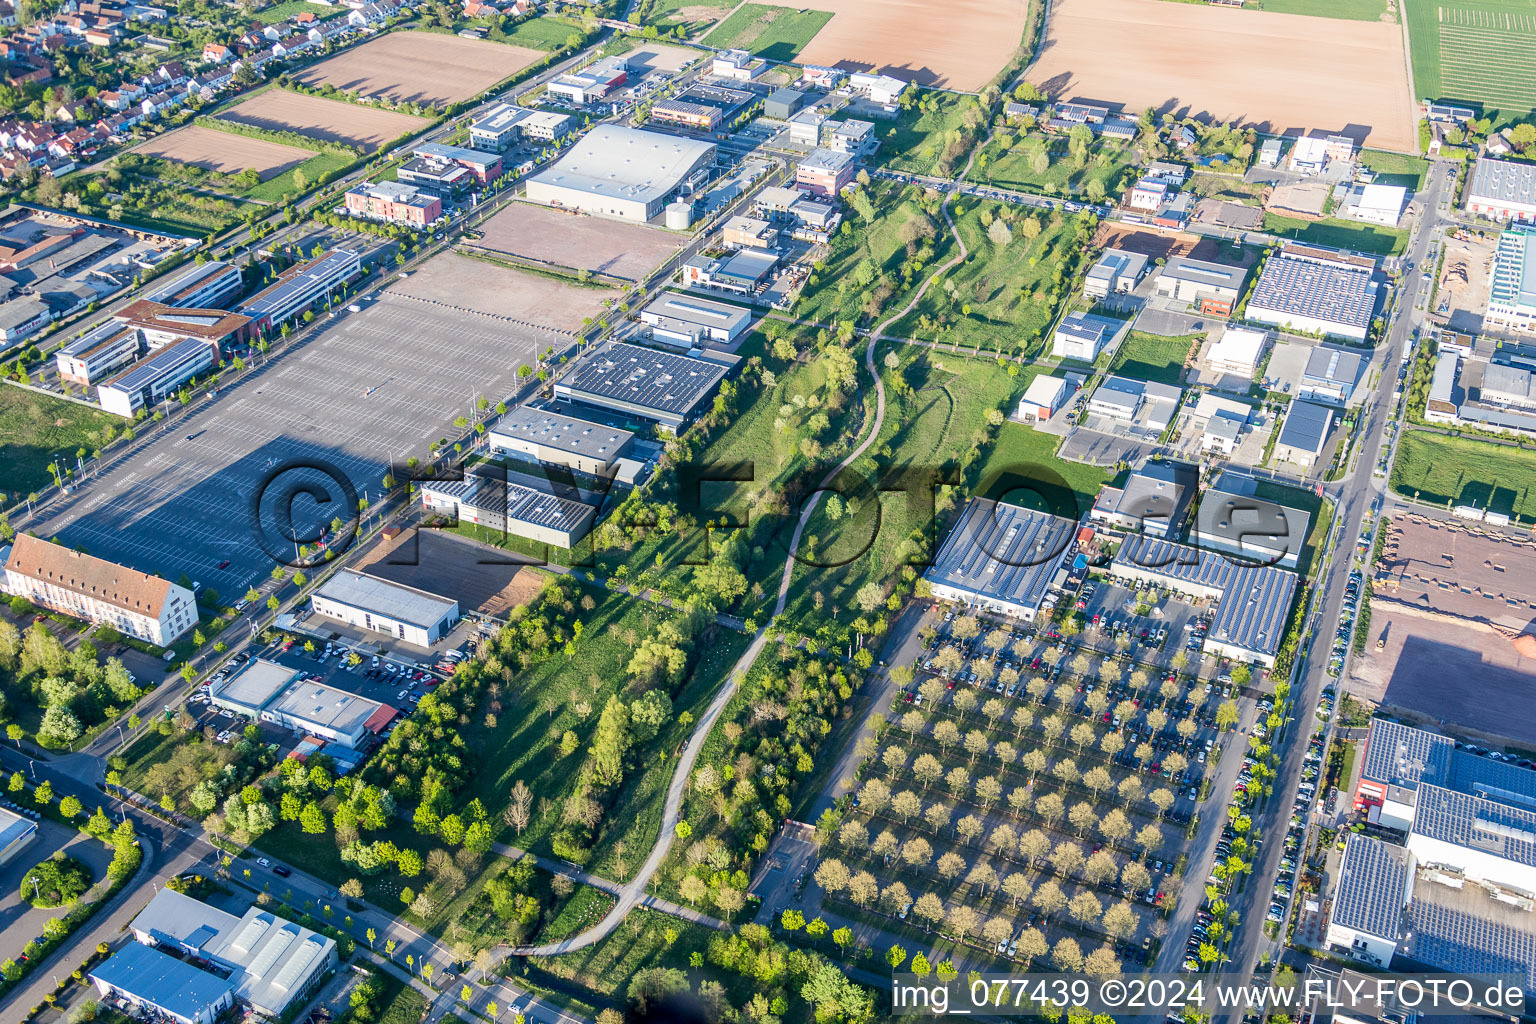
[1329,571,1366,675]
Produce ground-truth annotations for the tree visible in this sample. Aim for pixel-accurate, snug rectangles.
[300,802,327,834]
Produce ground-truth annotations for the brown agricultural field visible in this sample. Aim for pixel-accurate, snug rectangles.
[215,90,432,151]
[293,31,541,107]
[134,125,314,179]
[473,202,681,281]
[758,0,1030,91]
[1027,0,1415,153]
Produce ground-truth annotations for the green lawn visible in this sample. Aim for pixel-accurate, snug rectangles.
[642,0,736,35]
[1248,0,1393,18]
[243,149,356,204]
[1262,213,1410,256]
[253,0,342,23]
[872,92,987,178]
[700,3,832,60]
[497,15,585,50]
[1109,331,1201,386]
[1404,0,1536,114]
[1359,149,1430,191]
[887,197,1083,354]
[0,385,129,499]
[971,419,1109,521]
[971,132,1138,202]
[374,975,429,1024]
[1391,430,1536,522]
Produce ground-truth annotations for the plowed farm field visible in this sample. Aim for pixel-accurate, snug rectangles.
[215,90,432,151]
[133,125,314,179]
[293,30,541,107]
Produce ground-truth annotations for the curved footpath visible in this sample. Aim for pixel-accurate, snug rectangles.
[515,143,986,955]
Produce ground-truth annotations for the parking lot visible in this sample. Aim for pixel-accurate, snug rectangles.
[36,254,563,601]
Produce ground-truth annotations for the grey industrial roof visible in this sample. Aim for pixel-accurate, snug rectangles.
[270,678,385,736]
[211,658,300,713]
[134,888,239,953]
[1194,486,1311,565]
[1113,534,1298,656]
[1480,361,1536,404]
[143,260,237,306]
[490,406,634,460]
[1088,248,1147,281]
[90,943,234,1019]
[528,125,716,207]
[1303,346,1365,386]
[1277,399,1334,454]
[0,295,48,330]
[1159,256,1246,291]
[1402,885,1536,993]
[239,249,359,320]
[1491,226,1536,310]
[414,141,498,167]
[1469,156,1536,209]
[471,101,529,132]
[1332,834,1408,941]
[642,291,752,335]
[712,247,778,285]
[924,499,1078,613]
[314,569,457,629]
[557,342,728,419]
[1249,252,1378,330]
[800,148,853,173]
[422,472,596,534]
[1113,460,1198,532]
[99,335,211,393]
[0,805,36,853]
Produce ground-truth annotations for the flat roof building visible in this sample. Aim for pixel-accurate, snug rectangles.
[238,248,361,330]
[310,568,458,647]
[96,335,217,417]
[4,532,196,646]
[545,55,628,105]
[469,103,574,149]
[1111,534,1298,665]
[1086,375,1182,438]
[1341,182,1407,226]
[142,260,243,310]
[553,341,732,428]
[412,141,502,184]
[639,291,753,346]
[763,87,805,120]
[1273,398,1334,468]
[828,119,877,157]
[1083,248,1147,299]
[924,499,1079,622]
[420,470,596,550]
[1247,247,1378,341]
[489,406,635,478]
[1193,484,1310,569]
[1465,156,1536,223]
[344,180,442,228]
[209,657,303,717]
[1052,310,1126,361]
[1154,256,1248,316]
[90,942,235,1024]
[1089,460,1198,538]
[1326,834,1413,969]
[1015,373,1070,423]
[0,295,52,346]
[1487,225,1536,334]
[795,148,854,198]
[264,677,394,747]
[786,108,827,147]
[1300,344,1366,404]
[682,247,779,295]
[1206,325,1267,378]
[525,125,716,223]
[55,320,142,385]
[0,804,37,866]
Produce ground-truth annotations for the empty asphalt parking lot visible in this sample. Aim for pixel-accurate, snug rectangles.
[37,280,573,600]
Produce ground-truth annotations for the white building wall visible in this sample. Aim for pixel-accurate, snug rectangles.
[1247,305,1369,342]
[1324,921,1397,968]
[309,593,436,647]
[1405,832,1536,894]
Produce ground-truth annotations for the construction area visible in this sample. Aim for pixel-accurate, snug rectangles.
[1431,230,1496,331]
[1091,223,1234,263]
[358,527,550,618]
[1266,181,1332,218]
[1349,513,1536,747]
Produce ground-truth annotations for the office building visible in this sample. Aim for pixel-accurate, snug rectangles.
[1083,248,1147,299]
[1015,374,1070,423]
[721,214,778,249]
[489,406,635,478]
[1300,345,1366,404]
[525,125,717,223]
[469,103,574,149]
[544,55,628,104]
[142,260,243,310]
[1154,256,1248,316]
[343,181,442,227]
[651,96,722,131]
[829,119,877,157]
[397,155,474,195]
[1247,246,1379,341]
[411,142,502,184]
[263,678,395,747]
[3,533,197,645]
[54,321,141,385]
[96,335,216,417]
[786,109,827,147]
[208,657,304,718]
[0,295,51,346]
[795,148,854,197]
[849,71,907,104]
[553,342,732,429]
[1086,374,1182,437]
[115,300,256,350]
[680,247,778,294]
[639,291,752,346]
[1192,484,1310,569]
[310,568,458,646]
[420,470,596,549]
[1273,398,1334,468]
[924,499,1079,621]
[1206,326,1268,378]
[1486,225,1536,334]
[239,248,360,330]
[1052,310,1126,361]
[711,48,758,81]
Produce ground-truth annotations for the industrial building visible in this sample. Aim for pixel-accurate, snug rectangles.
[924,499,1079,621]
[650,83,754,132]
[0,804,37,866]
[1188,393,1252,457]
[1246,246,1379,341]
[1486,225,1536,334]
[264,678,395,747]
[1088,460,1198,538]
[1051,310,1126,361]
[1272,398,1334,468]
[1014,374,1070,423]
[420,470,596,549]
[763,87,805,120]
[1192,483,1310,569]
[795,148,855,197]
[1110,534,1298,666]
[545,55,628,104]
[525,125,717,223]
[96,335,217,416]
[721,214,778,249]
[681,247,778,294]
[1339,183,1407,226]
[1086,374,1181,438]
[1299,345,1365,404]
[1153,256,1248,316]
[1464,156,1536,223]
[411,142,502,184]
[1082,248,1147,299]
[554,341,732,428]
[849,71,908,105]
[469,102,574,149]
[123,888,338,1018]
[3,533,198,645]
[639,291,752,347]
[311,568,459,647]
[711,48,759,81]
[488,406,636,479]
[343,181,442,227]
[1205,325,1267,379]
[142,260,243,310]
[208,657,304,718]
[0,295,51,346]
[90,943,236,1024]
[238,248,361,330]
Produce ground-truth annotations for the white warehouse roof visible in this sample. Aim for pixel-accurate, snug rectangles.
[527,125,716,208]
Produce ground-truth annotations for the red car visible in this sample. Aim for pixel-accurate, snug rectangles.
[217,559,231,569]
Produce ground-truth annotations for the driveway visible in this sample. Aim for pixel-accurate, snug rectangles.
[0,819,116,966]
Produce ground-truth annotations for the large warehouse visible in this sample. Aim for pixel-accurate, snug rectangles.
[310,568,459,646]
[524,125,717,222]
[263,678,395,748]
[1245,246,1379,341]
[420,471,597,549]
[924,499,1078,622]
[554,342,733,428]
[489,406,636,478]
[208,657,304,717]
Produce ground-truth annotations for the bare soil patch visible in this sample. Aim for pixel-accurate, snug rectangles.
[361,527,550,618]
[474,202,681,281]
[623,42,699,73]
[1376,514,1536,627]
[216,90,431,151]
[1434,232,1496,333]
[294,31,539,107]
[1027,0,1415,152]
[390,250,618,330]
[1267,181,1333,217]
[757,0,1030,91]
[1091,223,1249,264]
[133,125,314,180]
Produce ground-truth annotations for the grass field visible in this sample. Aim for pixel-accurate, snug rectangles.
[872,93,986,178]
[642,0,735,35]
[1110,331,1201,386]
[1359,149,1431,190]
[1404,0,1536,114]
[700,2,833,59]
[1262,213,1410,255]
[496,15,583,50]
[253,0,340,22]
[1391,430,1536,521]
[0,386,127,498]
[887,198,1080,353]
[1248,0,1393,19]
[972,133,1139,201]
[971,419,1109,521]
